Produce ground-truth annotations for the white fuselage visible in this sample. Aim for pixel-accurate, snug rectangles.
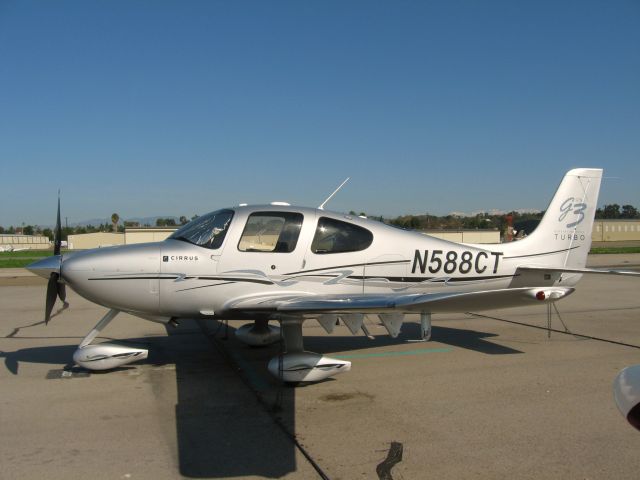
[60,204,583,321]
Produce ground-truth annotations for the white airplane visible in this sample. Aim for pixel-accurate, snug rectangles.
[27,168,640,420]
[0,245,29,252]
[614,365,640,431]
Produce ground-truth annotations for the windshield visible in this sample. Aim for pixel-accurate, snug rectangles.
[168,209,234,249]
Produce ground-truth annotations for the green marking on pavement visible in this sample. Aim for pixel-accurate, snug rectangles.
[334,347,452,359]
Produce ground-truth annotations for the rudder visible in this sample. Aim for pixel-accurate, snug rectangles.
[519,168,602,269]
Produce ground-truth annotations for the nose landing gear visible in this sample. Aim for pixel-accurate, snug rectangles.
[73,309,148,370]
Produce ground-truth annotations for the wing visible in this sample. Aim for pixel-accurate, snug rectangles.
[221,286,575,316]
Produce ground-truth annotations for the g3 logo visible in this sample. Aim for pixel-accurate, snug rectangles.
[559,197,587,229]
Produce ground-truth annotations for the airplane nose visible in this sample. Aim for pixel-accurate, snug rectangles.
[26,255,62,279]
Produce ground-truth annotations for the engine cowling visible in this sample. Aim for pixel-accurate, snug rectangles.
[73,343,148,370]
[613,364,640,431]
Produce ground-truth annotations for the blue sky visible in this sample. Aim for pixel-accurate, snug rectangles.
[1,1,639,226]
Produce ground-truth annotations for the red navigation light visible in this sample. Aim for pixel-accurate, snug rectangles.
[536,291,546,301]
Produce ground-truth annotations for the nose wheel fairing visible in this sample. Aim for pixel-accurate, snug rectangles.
[72,309,148,371]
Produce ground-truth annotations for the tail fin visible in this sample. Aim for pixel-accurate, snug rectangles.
[518,168,602,269]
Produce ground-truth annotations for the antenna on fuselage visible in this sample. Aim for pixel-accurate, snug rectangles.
[318,177,350,210]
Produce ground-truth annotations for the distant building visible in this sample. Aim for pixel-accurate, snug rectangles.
[0,234,50,251]
[125,227,178,244]
[421,229,501,244]
[67,227,179,249]
[592,219,640,242]
[67,232,124,250]
[60,218,640,251]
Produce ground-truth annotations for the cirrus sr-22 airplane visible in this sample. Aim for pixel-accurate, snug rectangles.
[27,168,640,429]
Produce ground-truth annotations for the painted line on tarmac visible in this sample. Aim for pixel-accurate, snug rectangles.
[467,312,640,349]
[335,347,452,359]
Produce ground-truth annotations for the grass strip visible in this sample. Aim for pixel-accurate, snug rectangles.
[590,247,640,254]
[0,250,53,257]
[0,258,45,268]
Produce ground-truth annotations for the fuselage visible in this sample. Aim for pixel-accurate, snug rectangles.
[58,204,583,321]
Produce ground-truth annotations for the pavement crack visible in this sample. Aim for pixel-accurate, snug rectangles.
[376,441,403,480]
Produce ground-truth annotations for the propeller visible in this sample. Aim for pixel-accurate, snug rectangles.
[44,192,68,324]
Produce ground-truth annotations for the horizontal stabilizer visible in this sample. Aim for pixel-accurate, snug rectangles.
[518,266,640,277]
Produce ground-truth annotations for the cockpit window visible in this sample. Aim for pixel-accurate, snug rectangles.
[168,209,234,249]
[238,212,303,253]
[311,217,373,254]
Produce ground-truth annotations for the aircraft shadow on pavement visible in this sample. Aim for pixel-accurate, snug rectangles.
[1,318,519,478]
[305,322,523,356]
[2,324,297,479]
[0,336,164,375]
[1,344,78,375]
[163,320,297,479]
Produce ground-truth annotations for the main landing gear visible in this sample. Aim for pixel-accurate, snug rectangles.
[236,317,351,383]
[420,312,432,341]
[235,318,281,346]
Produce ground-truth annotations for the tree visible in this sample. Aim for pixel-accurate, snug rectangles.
[23,225,34,236]
[621,205,639,219]
[602,204,621,219]
[156,217,176,227]
[111,213,120,232]
[62,226,73,241]
[179,216,188,225]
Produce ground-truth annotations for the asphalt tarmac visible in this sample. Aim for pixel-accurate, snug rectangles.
[2,255,640,479]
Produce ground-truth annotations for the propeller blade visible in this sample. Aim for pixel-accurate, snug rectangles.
[43,191,69,323]
[54,192,62,256]
[57,282,67,304]
[57,282,69,310]
[45,273,59,324]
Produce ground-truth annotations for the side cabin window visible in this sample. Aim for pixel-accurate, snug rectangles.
[311,217,373,254]
[238,212,304,253]
[168,209,234,250]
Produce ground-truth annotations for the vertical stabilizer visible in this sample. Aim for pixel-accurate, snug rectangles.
[518,168,602,269]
